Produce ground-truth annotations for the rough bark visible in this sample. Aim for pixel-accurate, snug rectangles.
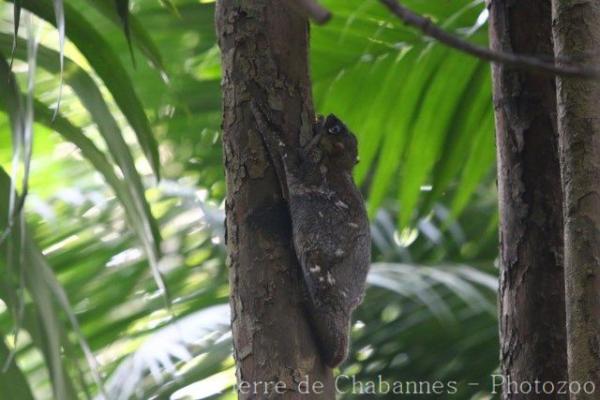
[489,1,568,398]
[216,1,334,398]
[552,0,600,395]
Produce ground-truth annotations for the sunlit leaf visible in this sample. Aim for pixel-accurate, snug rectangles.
[11,0,162,178]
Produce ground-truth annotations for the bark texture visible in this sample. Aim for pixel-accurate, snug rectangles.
[552,0,600,394]
[216,1,334,398]
[489,1,568,397]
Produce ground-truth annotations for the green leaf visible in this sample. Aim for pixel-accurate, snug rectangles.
[50,0,65,118]
[0,337,35,400]
[398,52,479,226]
[364,47,444,215]
[9,0,21,66]
[24,250,77,400]
[26,238,107,397]
[420,62,491,215]
[81,0,167,73]
[0,52,24,246]
[159,0,181,17]
[312,0,494,224]
[11,0,162,178]
[0,168,77,400]
[1,51,168,316]
[451,110,495,217]
[30,101,169,311]
[114,0,136,67]
[0,35,162,273]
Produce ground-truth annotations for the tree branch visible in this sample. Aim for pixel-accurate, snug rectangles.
[294,0,331,24]
[379,0,600,79]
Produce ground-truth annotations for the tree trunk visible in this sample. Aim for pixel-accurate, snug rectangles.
[552,1,600,394]
[489,1,568,397]
[216,1,334,398]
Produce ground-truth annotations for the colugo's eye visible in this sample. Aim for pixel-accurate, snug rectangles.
[328,124,342,134]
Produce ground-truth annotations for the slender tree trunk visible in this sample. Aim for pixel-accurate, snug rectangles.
[552,1,600,394]
[216,1,334,398]
[489,1,568,397]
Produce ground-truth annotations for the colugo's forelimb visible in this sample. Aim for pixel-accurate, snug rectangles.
[251,102,371,368]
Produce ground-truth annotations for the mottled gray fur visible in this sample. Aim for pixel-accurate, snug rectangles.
[252,105,371,367]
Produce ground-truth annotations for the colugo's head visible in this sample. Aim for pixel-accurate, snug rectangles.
[319,114,359,170]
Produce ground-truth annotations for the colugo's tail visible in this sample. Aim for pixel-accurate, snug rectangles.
[308,307,351,368]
